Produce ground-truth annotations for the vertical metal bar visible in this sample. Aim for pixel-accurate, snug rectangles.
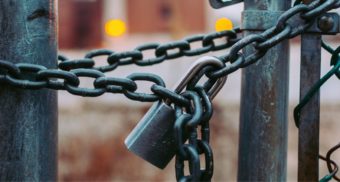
[0,0,57,180]
[238,0,291,181]
[298,1,321,181]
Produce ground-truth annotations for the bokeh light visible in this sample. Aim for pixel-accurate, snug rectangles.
[105,19,127,37]
[215,18,233,32]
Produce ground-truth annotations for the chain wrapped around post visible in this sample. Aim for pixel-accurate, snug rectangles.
[0,0,339,181]
[0,0,338,102]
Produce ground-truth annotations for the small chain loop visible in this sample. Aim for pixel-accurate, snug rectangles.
[84,49,117,72]
[175,144,201,182]
[198,140,214,181]
[84,49,114,59]
[64,69,106,97]
[135,43,166,66]
[123,73,165,102]
[302,0,336,19]
[203,30,238,51]
[109,51,143,66]
[59,58,95,70]
[3,74,48,89]
[184,35,213,56]
[94,77,137,93]
[0,60,21,78]
[2,63,48,89]
[155,41,190,60]
[151,84,191,106]
[37,69,80,89]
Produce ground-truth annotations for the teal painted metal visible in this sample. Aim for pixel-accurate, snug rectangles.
[237,0,290,181]
[0,0,57,180]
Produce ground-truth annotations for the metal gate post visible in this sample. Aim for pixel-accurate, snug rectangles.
[0,1,57,180]
[298,0,321,180]
[238,0,291,181]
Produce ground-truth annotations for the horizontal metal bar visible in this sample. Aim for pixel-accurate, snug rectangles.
[242,11,340,35]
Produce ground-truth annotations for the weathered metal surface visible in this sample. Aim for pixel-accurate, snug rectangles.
[316,13,339,34]
[0,0,57,180]
[237,0,290,181]
[243,11,340,35]
[298,13,322,182]
[242,10,284,31]
[243,0,291,11]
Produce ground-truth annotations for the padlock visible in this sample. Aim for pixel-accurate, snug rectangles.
[124,56,227,169]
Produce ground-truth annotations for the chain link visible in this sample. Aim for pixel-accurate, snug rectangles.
[174,87,214,181]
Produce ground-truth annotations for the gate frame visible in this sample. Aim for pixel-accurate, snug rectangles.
[298,0,322,180]
[238,0,291,181]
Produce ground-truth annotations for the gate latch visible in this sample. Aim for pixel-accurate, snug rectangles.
[209,0,243,9]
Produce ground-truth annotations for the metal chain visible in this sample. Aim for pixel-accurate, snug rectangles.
[0,1,339,182]
[0,0,339,105]
[207,0,340,79]
[0,29,241,106]
[174,87,214,182]
[58,29,241,72]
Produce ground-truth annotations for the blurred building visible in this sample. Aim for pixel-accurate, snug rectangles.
[59,0,103,49]
[59,0,208,49]
[57,1,340,105]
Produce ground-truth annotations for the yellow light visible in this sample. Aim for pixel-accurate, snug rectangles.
[215,18,233,32]
[105,19,126,37]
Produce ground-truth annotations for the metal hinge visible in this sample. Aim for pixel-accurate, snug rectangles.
[209,0,243,9]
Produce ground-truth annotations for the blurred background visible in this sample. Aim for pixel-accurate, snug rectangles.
[57,0,340,181]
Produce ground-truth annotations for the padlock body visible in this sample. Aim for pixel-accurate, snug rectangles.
[125,101,176,169]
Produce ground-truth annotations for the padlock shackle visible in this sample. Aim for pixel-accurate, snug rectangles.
[173,56,227,100]
[209,76,227,99]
